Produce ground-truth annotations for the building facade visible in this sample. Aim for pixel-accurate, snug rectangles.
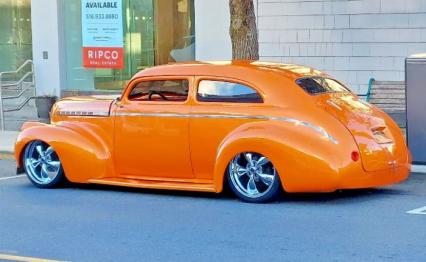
[31,0,195,97]
[197,0,426,93]
[1,0,425,96]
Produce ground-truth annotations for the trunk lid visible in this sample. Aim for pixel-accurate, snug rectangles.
[315,93,407,171]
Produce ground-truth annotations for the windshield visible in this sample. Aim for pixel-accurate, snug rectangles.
[296,77,351,95]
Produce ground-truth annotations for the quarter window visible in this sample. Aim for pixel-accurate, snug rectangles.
[129,79,189,102]
[197,80,262,103]
[296,77,351,95]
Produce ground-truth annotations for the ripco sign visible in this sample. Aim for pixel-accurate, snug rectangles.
[81,0,124,69]
[82,47,123,68]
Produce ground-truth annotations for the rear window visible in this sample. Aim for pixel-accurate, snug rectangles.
[296,77,351,95]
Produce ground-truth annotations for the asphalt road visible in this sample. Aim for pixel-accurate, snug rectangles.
[0,158,425,262]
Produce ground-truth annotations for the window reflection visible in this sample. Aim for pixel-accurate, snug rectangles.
[64,0,195,92]
[0,0,32,76]
[197,80,263,103]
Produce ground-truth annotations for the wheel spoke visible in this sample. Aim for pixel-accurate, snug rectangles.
[258,172,274,186]
[46,160,60,169]
[233,163,248,178]
[237,168,248,177]
[44,146,54,158]
[36,145,45,158]
[257,156,270,167]
[41,163,57,180]
[40,163,50,179]
[29,158,41,168]
[244,153,253,165]
[246,177,259,195]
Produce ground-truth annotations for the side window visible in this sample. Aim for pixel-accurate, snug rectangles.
[128,79,189,102]
[197,80,262,103]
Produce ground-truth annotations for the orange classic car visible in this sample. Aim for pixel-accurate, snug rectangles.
[15,61,411,203]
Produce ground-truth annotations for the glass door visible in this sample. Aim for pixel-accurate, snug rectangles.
[153,0,195,65]
[0,0,32,75]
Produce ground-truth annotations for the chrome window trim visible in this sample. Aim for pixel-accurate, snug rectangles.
[115,112,338,144]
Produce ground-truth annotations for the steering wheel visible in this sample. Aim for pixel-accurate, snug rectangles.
[148,90,168,101]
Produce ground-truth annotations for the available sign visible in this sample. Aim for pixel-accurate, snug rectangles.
[81,0,124,69]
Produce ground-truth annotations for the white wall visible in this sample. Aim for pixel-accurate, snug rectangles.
[31,0,63,97]
[257,0,426,93]
[195,0,426,93]
[195,0,232,60]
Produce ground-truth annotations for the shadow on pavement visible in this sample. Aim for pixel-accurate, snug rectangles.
[59,181,410,204]
[281,187,409,204]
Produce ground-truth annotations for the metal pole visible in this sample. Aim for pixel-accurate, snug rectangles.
[32,61,36,97]
[0,72,5,130]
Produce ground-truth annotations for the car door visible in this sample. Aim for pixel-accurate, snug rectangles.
[189,77,265,180]
[114,76,194,180]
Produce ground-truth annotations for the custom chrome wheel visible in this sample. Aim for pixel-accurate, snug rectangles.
[228,152,281,203]
[23,140,65,188]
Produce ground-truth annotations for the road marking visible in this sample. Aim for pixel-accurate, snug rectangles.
[0,175,26,181]
[0,253,64,262]
[406,206,426,215]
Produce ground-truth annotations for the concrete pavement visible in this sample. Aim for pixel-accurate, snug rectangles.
[0,158,426,261]
[0,131,18,154]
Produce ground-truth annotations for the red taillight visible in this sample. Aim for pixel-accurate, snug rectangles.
[351,151,360,162]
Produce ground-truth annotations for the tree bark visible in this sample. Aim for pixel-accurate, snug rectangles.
[229,0,259,60]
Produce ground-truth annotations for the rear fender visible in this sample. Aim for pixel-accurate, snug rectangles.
[213,120,355,193]
[15,122,114,183]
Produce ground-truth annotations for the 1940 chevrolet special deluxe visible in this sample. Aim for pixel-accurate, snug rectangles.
[15,61,411,203]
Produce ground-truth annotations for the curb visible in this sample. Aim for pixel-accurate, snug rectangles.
[412,165,426,174]
[0,149,13,154]
[0,149,14,155]
[0,153,15,160]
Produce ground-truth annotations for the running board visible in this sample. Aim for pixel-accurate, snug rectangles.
[88,178,217,192]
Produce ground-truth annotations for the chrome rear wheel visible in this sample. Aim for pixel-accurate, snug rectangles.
[23,141,64,188]
[228,152,281,203]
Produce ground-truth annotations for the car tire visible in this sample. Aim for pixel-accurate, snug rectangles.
[23,140,66,188]
[227,152,282,203]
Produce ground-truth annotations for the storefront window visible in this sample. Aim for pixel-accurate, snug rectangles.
[0,0,32,75]
[63,0,195,92]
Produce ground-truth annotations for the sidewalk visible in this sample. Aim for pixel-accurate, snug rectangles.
[0,131,18,154]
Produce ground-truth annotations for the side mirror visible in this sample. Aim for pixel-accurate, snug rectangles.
[114,97,123,108]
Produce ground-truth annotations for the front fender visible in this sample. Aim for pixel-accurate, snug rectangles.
[15,122,114,183]
[213,120,361,193]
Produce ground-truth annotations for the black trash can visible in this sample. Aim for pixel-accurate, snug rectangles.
[35,96,57,119]
[406,54,426,164]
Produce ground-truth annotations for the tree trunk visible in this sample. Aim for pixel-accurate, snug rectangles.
[229,0,259,60]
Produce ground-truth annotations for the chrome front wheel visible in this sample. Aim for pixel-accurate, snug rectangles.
[228,152,281,203]
[23,141,65,188]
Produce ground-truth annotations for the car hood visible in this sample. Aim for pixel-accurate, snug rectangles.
[52,95,120,117]
[314,93,409,171]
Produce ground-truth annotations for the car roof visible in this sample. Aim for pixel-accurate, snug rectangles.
[132,60,328,81]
